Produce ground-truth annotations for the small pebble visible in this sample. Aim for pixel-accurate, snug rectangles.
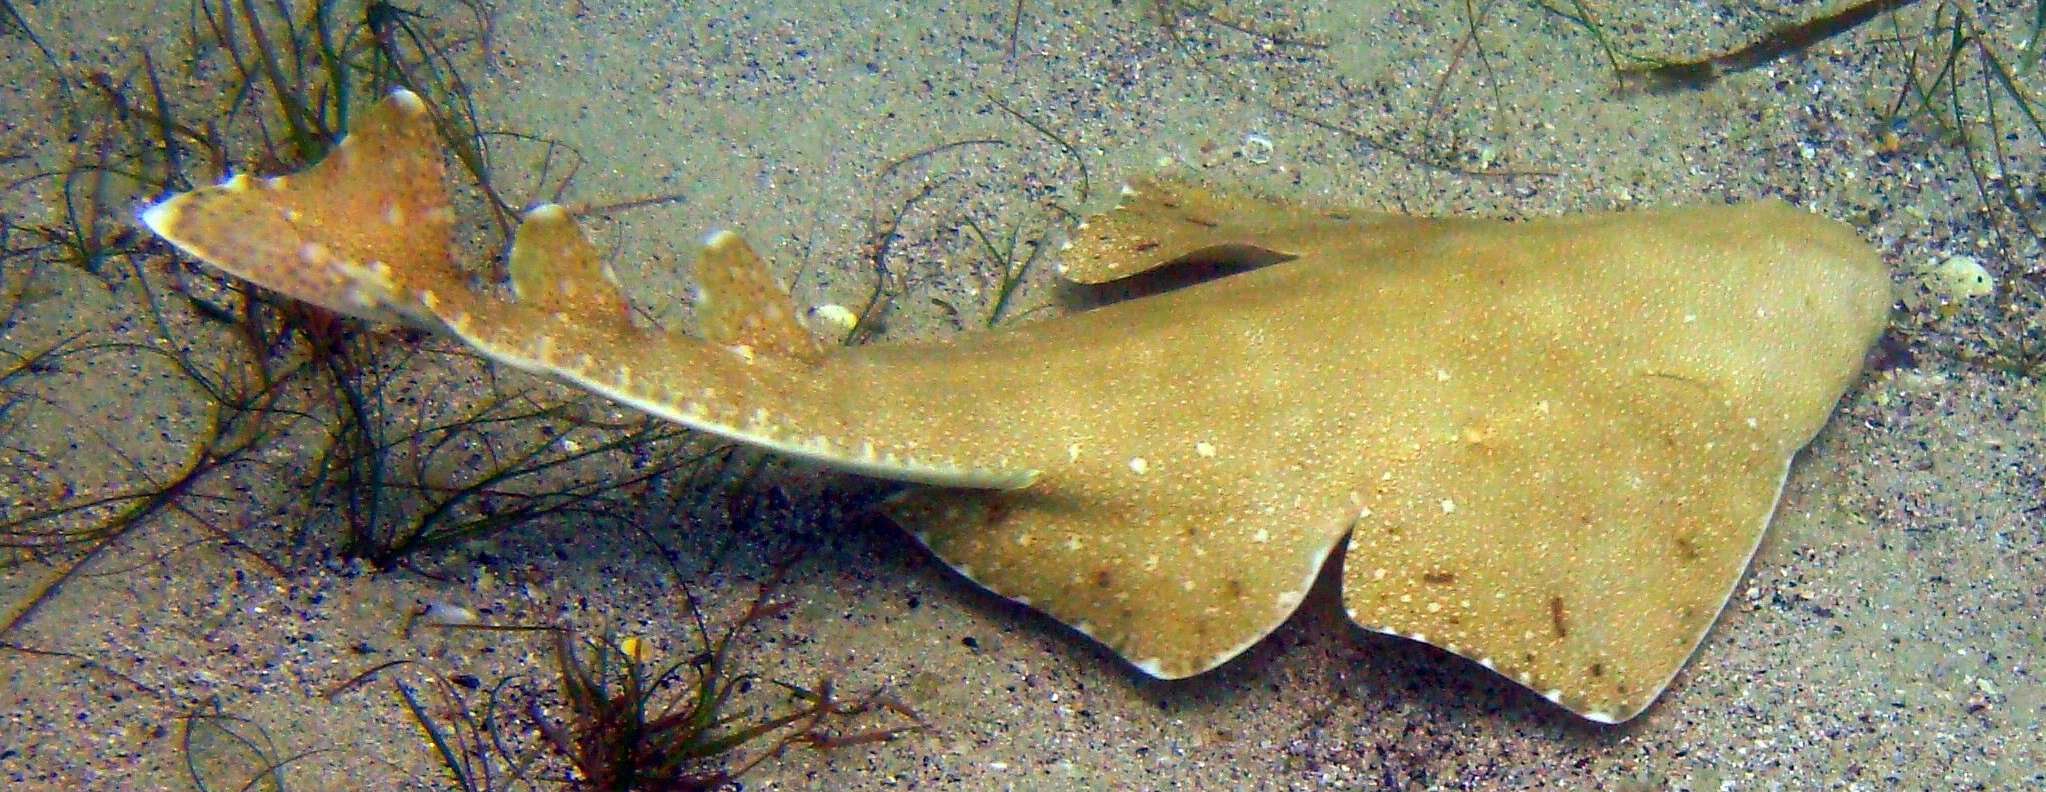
[420,601,480,627]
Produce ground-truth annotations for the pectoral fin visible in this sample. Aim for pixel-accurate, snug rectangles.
[1057,178,1391,284]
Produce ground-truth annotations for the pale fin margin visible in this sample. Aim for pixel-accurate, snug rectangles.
[885,487,1352,681]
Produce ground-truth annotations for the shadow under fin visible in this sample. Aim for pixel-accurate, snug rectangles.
[1057,177,1392,285]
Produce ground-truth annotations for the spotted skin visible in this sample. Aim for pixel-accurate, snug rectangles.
[141,90,1890,723]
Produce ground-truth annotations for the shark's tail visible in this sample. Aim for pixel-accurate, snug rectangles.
[141,89,1037,490]
[141,89,464,329]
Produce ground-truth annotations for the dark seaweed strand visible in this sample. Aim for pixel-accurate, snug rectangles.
[1621,0,1923,95]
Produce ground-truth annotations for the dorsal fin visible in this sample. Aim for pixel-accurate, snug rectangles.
[1058,177,1393,285]
[693,230,823,362]
[507,204,632,329]
[140,89,462,327]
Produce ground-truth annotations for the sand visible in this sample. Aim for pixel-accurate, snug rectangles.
[2,0,2041,789]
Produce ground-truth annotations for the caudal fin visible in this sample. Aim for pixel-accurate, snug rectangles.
[139,89,464,328]
[141,88,1039,491]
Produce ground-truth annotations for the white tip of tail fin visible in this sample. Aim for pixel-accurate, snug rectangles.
[390,87,426,113]
[522,203,570,222]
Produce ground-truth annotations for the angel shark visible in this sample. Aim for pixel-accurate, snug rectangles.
[140,89,1890,723]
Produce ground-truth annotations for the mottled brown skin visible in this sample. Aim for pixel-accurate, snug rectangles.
[877,192,1886,722]
[143,90,1890,723]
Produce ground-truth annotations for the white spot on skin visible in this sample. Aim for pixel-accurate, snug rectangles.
[1426,601,1443,613]
[1252,529,1270,543]
[1372,568,1386,580]
[1136,658,1165,676]
[1440,499,1457,514]
[1143,554,1160,571]
[1195,441,1216,457]
[1435,368,1451,382]
[1128,457,1148,474]
[1543,689,1564,704]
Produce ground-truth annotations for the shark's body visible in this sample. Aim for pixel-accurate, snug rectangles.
[141,90,1890,723]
